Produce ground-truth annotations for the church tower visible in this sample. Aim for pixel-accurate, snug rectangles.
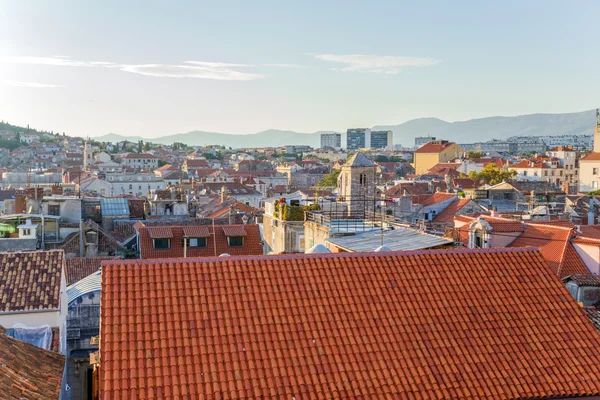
[594,109,600,153]
[83,138,92,170]
[337,152,377,217]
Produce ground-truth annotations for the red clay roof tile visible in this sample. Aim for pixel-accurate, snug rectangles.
[101,248,600,399]
[147,227,173,239]
[221,225,247,237]
[0,331,65,399]
[0,250,64,312]
[182,225,210,237]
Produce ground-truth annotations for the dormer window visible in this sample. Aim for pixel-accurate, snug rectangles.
[228,236,244,247]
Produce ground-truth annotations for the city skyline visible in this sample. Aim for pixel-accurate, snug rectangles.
[2,1,600,138]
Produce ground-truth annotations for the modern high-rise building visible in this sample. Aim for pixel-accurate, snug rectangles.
[320,133,342,149]
[346,128,370,150]
[415,136,436,148]
[370,130,393,149]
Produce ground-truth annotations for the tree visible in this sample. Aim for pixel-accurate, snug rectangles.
[138,140,143,153]
[158,160,169,167]
[468,151,484,158]
[468,164,516,185]
[586,190,600,196]
[375,155,389,162]
[318,169,341,187]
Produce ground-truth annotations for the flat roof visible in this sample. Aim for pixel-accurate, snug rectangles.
[326,227,452,252]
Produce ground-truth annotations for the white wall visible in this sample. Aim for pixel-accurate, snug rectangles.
[573,243,600,274]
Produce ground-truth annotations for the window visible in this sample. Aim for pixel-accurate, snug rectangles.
[48,204,60,216]
[153,238,170,249]
[593,181,598,189]
[544,171,548,176]
[187,237,207,248]
[129,184,132,189]
[359,173,367,187]
[228,236,244,247]
[523,171,527,176]
[23,228,31,236]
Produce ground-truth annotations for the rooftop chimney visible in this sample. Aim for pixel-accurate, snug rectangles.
[221,185,228,203]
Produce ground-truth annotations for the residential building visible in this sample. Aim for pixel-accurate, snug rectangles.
[105,172,166,196]
[580,117,600,192]
[370,130,393,149]
[320,132,341,149]
[346,128,370,150]
[455,216,590,278]
[135,222,263,259]
[414,140,462,175]
[122,153,159,170]
[547,145,578,190]
[0,250,68,355]
[99,249,600,399]
[508,157,563,185]
[285,145,312,154]
[415,136,436,148]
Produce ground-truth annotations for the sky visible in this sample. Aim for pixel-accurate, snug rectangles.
[1,0,599,138]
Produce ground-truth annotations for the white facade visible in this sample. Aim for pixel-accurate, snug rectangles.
[106,173,166,196]
[124,154,159,169]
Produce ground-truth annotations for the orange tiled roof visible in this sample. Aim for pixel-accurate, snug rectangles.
[581,152,600,161]
[147,227,173,239]
[455,215,525,233]
[100,248,600,399]
[417,192,456,207]
[222,225,247,237]
[0,250,64,312]
[137,224,263,259]
[66,257,120,285]
[182,226,210,237]
[509,223,589,278]
[579,225,600,239]
[0,331,65,399]
[432,198,471,223]
[415,140,454,153]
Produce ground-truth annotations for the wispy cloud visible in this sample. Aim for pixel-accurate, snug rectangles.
[8,56,297,81]
[121,63,263,80]
[313,54,439,75]
[4,80,62,88]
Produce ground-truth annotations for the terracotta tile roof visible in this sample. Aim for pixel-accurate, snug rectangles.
[147,227,173,239]
[452,177,477,189]
[65,257,121,285]
[563,274,600,287]
[0,331,65,399]
[414,140,455,153]
[100,248,600,400]
[0,250,64,313]
[137,224,263,259]
[508,223,589,278]
[579,225,600,239]
[386,181,430,197]
[182,226,210,237]
[528,219,575,229]
[221,225,247,237]
[457,215,526,233]
[581,152,600,161]
[415,192,456,207]
[432,198,471,223]
[426,163,461,176]
[582,307,600,331]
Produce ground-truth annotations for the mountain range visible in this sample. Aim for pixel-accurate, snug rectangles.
[92,109,597,148]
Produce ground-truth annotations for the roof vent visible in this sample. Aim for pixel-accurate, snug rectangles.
[374,245,392,252]
[305,244,331,254]
[219,253,231,257]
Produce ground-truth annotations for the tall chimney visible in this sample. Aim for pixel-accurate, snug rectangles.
[228,205,235,225]
[221,185,228,203]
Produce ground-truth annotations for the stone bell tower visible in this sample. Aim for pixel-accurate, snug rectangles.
[83,138,93,170]
[337,152,377,217]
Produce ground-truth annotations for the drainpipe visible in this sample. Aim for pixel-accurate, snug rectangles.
[183,234,187,258]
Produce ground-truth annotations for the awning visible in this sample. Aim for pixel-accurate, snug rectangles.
[222,225,247,237]
[148,227,173,239]
[183,226,210,238]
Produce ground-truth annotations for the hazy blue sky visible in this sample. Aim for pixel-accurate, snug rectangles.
[1,0,599,138]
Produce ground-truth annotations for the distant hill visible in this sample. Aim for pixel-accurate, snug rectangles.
[87,109,598,148]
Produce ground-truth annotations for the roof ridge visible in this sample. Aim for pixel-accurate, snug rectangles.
[101,247,541,267]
